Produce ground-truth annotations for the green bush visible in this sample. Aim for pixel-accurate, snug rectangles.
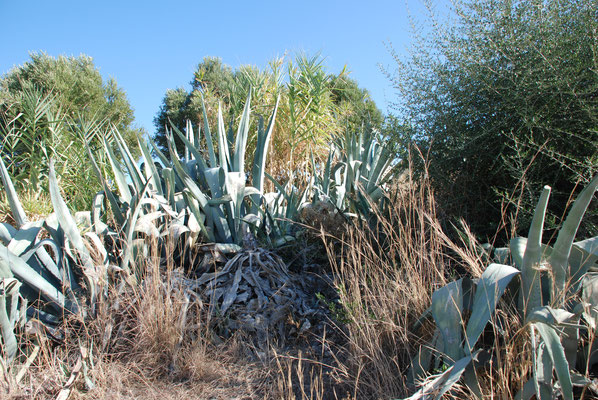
[0,53,140,210]
[387,0,598,240]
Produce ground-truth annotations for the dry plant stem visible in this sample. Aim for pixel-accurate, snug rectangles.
[323,158,451,398]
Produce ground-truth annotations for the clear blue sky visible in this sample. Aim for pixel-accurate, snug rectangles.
[0,0,444,135]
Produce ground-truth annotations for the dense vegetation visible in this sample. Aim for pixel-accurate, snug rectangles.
[0,53,141,210]
[387,0,598,240]
[154,54,384,179]
[1,0,598,398]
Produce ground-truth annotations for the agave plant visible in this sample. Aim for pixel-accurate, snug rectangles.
[91,89,283,255]
[406,175,598,399]
[0,155,108,362]
[311,129,393,217]
[158,89,280,246]
[260,173,310,246]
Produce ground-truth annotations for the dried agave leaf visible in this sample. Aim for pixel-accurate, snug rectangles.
[221,267,243,313]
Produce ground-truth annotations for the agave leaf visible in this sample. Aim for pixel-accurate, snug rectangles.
[404,352,476,400]
[208,196,233,206]
[215,104,231,172]
[7,221,43,257]
[84,232,108,267]
[462,363,483,399]
[581,273,598,328]
[134,211,163,238]
[526,306,576,325]
[43,213,65,251]
[366,145,392,193]
[521,186,551,316]
[103,137,132,204]
[409,334,437,387]
[368,186,385,203]
[251,96,279,200]
[569,372,592,387]
[204,167,225,199]
[167,222,190,243]
[138,136,163,196]
[569,236,598,289]
[184,158,198,181]
[0,250,12,278]
[493,247,510,265]
[170,123,208,173]
[120,181,151,271]
[184,120,191,161]
[533,322,573,400]
[550,174,598,304]
[162,167,177,208]
[225,171,247,242]
[232,89,252,175]
[0,223,16,246]
[75,211,92,232]
[111,128,145,193]
[0,242,66,308]
[0,155,28,228]
[192,118,201,149]
[265,172,292,203]
[200,167,232,242]
[169,140,210,208]
[182,190,213,242]
[342,160,360,202]
[244,187,261,197]
[510,237,527,270]
[525,305,584,367]
[148,137,171,171]
[573,236,598,262]
[48,160,97,304]
[20,238,63,284]
[562,320,581,369]
[48,161,94,269]
[534,339,553,400]
[91,192,109,235]
[8,279,23,329]
[431,279,464,363]
[515,379,539,400]
[186,208,202,234]
[0,278,20,361]
[85,143,125,226]
[151,195,178,218]
[197,92,218,168]
[465,263,520,354]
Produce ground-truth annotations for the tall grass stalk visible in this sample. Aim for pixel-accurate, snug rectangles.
[322,155,460,398]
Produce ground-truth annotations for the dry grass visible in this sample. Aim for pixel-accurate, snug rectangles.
[0,235,297,399]
[315,152,525,399]
[319,159,452,399]
[317,160,598,398]
[0,189,54,224]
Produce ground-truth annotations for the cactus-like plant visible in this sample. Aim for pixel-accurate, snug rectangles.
[0,156,111,362]
[90,89,282,251]
[312,129,393,217]
[405,175,598,399]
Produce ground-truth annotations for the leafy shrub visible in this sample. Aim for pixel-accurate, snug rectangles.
[387,0,598,240]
